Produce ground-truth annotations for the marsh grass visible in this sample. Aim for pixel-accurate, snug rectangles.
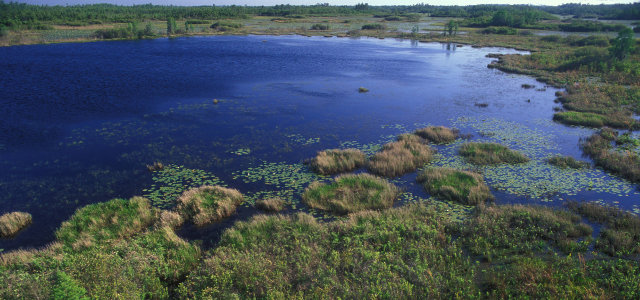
[414,126,460,144]
[368,134,435,177]
[417,167,492,205]
[459,204,593,260]
[308,148,366,175]
[545,155,590,169]
[0,212,32,238]
[567,201,640,256]
[55,197,156,250]
[459,142,529,165]
[146,161,164,172]
[581,130,640,183]
[553,111,609,128]
[358,87,369,93]
[302,173,399,214]
[176,185,244,226]
[256,197,286,212]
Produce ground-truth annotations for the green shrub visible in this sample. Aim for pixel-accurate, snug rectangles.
[302,173,399,214]
[176,186,244,226]
[368,134,435,177]
[482,26,518,35]
[52,271,88,300]
[310,23,329,30]
[309,148,366,175]
[417,167,492,205]
[458,142,529,165]
[361,23,386,30]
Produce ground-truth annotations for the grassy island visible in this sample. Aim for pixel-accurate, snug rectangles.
[459,142,529,165]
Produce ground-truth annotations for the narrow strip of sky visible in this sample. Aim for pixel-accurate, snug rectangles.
[14,0,633,7]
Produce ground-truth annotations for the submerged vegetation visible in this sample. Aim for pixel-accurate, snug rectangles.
[368,134,435,177]
[459,142,529,165]
[302,173,399,214]
[417,167,492,205]
[0,212,32,238]
[308,148,366,175]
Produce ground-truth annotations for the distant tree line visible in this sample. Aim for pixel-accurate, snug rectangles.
[539,3,640,20]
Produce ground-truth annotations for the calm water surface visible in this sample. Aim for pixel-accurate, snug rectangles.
[1,35,637,250]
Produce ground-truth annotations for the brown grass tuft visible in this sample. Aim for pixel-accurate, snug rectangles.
[368,134,435,177]
[256,197,286,212]
[414,126,460,144]
[309,148,366,175]
[0,212,32,238]
[177,186,244,226]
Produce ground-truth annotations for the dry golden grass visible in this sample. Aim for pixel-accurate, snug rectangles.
[256,197,286,212]
[156,210,184,229]
[414,126,460,144]
[309,148,366,175]
[368,134,435,177]
[177,186,244,226]
[0,212,32,238]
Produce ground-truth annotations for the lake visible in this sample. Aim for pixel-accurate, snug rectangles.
[1,35,637,251]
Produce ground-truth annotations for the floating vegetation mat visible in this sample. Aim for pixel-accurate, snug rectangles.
[424,117,640,202]
[144,164,225,209]
[285,133,320,146]
[232,161,323,206]
[230,148,251,156]
[339,134,396,156]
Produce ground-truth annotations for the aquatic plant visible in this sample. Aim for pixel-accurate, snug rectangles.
[521,83,535,89]
[458,142,529,165]
[302,173,399,214]
[0,212,32,238]
[417,167,492,205]
[255,197,286,212]
[55,197,156,250]
[414,126,460,144]
[368,134,435,177]
[567,201,640,256]
[553,111,608,128]
[545,155,589,169]
[144,164,225,208]
[308,148,366,175]
[176,186,244,226]
[358,87,369,93]
[310,24,329,30]
[361,23,386,30]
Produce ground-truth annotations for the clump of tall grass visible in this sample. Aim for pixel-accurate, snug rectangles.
[55,197,156,250]
[545,155,590,169]
[176,186,244,226]
[0,212,32,238]
[358,87,369,93]
[308,148,366,175]
[310,24,329,30]
[417,168,492,205]
[414,126,460,144]
[458,142,529,165]
[302,173,399,214]
[256,197,286,212]
[567,201,640,256]
[146,161,164,172]
[368,134,435,177]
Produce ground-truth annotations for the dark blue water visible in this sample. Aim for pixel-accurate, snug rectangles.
[1,35,637,251]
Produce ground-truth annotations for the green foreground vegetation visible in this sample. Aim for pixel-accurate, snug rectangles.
[2,196,640,298]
